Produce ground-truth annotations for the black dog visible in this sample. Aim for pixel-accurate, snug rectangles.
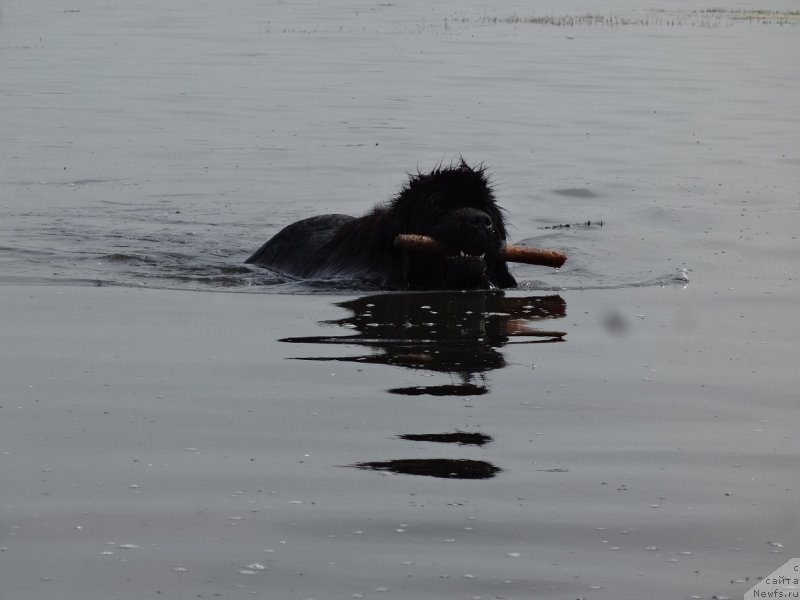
[246,161,517,290]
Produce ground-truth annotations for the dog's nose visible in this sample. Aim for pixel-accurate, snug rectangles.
[429,207,498,255]
[460,210,493,232]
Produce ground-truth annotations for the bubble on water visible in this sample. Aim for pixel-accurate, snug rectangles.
[171,566,188,573]
[117,544,139,549]
[239,569,257,575]
[645,546,659,551]
[247,563,266,570]
[507,552,521,558]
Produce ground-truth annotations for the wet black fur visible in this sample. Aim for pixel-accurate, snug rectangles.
[246,161,517,290]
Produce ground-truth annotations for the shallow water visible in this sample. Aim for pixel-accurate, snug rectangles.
[1,1,799,599]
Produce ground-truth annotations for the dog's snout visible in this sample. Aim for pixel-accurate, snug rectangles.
[428,207,499,256]
[458,210,493,232]
[476,213,494,231]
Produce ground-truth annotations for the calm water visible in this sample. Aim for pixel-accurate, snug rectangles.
[3,1,797,294]
[2,2,799,599]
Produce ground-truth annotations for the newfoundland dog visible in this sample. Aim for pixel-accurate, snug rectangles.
[246,161,517,290]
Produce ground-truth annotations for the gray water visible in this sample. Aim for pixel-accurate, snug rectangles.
[2,2,799,599]
[4,1,797,294]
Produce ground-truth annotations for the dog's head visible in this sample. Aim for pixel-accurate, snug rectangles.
[390,162,516,289]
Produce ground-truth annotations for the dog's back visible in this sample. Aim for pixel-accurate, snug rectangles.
[245,214,355,278]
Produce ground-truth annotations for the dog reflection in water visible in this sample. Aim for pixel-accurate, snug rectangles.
[280,290,567,479]
[281,290,566,396]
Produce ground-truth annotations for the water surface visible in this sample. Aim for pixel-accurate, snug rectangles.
[1,1,799,599]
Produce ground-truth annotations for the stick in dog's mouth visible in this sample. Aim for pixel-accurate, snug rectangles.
[394,234,567,269]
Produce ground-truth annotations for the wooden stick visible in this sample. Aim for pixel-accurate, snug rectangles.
[394,234,448,253]
[395,234,567,269]
[501,244,567,269]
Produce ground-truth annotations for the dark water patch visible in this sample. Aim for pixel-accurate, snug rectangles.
[63,179,117,186]
[551,188,600,198]
[350,459,501,479]
[398,432,493,446]
[291,348,507,373]
[539,220,604,230]
[321,292,566,342]
[0,244,56,258]
[388,383,489,396]
[5,178,121,187]
[281,291,566,392]
[102,252,160,266]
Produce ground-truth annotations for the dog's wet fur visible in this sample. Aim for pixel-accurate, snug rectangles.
[246,161,516,290]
